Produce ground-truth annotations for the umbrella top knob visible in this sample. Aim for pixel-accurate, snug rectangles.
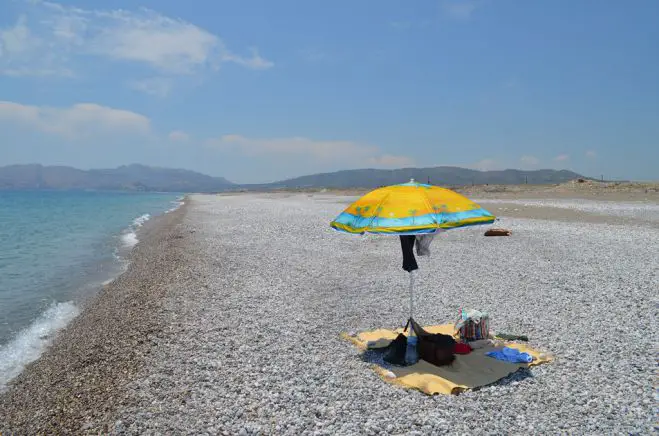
[409,178,415,183]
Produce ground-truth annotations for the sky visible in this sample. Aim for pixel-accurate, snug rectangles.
[0,0,657,183]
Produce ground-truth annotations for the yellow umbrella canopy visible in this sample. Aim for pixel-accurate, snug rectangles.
[330,179,496,329]
[330,179,495,235]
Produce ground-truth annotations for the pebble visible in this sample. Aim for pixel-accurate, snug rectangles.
[2,193,656,434]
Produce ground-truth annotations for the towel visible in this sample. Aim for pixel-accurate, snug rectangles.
[415,233,436,256]
[399,235,418,272]
[341,323,551,395]
[486,347,533,364]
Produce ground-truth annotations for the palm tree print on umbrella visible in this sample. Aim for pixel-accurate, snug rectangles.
[408,209,418,226]
[370,206,384,228]
[431,204,450,224]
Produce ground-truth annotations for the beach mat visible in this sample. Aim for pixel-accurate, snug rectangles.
[341,323,551,395]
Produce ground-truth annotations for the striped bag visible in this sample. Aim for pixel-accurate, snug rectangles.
[454,309,490,342]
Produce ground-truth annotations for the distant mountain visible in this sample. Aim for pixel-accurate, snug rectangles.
[0,164,586,192]
[0,164,233,192]
[240,167,586,189]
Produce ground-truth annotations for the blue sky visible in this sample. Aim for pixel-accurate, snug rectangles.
[1,0,657,183]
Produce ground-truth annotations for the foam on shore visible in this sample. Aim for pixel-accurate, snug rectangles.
[0,302,80,391]
[0,206,170,390]
[120,213,151,248]
[166,197,185,214]
[0,200,189,432]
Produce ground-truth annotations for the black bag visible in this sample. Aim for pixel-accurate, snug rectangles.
[409,318,456,367]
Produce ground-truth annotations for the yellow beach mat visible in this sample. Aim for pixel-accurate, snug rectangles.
[341,324,551,395]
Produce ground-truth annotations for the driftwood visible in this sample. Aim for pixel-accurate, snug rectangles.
[484,228,512,236]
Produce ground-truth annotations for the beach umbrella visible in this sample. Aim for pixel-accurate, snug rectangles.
[330,179,495,325]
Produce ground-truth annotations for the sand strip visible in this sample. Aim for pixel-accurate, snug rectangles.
[478,202,659,228]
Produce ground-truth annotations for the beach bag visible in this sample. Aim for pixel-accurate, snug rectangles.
[455,309,490,342]
[409,318,456,367]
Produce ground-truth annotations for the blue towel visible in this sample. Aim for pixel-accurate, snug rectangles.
[486,347,533,364]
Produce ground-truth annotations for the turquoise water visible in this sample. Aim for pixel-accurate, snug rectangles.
[0,191,181,387]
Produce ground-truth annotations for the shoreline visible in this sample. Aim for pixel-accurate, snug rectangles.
[0,198,191,433]
[0,196,184,391]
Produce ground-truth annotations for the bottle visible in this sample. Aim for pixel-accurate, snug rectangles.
[405,331,419,365]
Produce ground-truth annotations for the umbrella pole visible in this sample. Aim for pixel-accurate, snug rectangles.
[408,271,415,328]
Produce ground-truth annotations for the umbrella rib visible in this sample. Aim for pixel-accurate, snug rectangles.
[420,189,440,229]
[365,191,391,232]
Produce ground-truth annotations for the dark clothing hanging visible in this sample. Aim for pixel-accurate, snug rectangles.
[399,235,418,272]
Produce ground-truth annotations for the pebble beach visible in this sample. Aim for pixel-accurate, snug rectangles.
[1,193,657,434]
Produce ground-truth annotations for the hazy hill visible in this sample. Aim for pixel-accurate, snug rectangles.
[240,167,586,189]
[0,164,586,192]
[0,164,233,192]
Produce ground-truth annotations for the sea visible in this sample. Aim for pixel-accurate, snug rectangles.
[0,190,183,389]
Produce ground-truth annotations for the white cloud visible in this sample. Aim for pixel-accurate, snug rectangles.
[554,154,570,162]
[367,154,415,168]
[0,66,74,77]
[222,47,274,70]
[168,130,190,142]
[0,15,35,56]
[471,158,500,171]
[585,150,597,159]
[86,11,218,74]
[0,100,150,138]
[0,1,273,90]
[520,155,540,167]
[210,135,377,159]
[129,77,173,97]
[206,134,413,168]
[0,14,71,77]
[441,1,479,20]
